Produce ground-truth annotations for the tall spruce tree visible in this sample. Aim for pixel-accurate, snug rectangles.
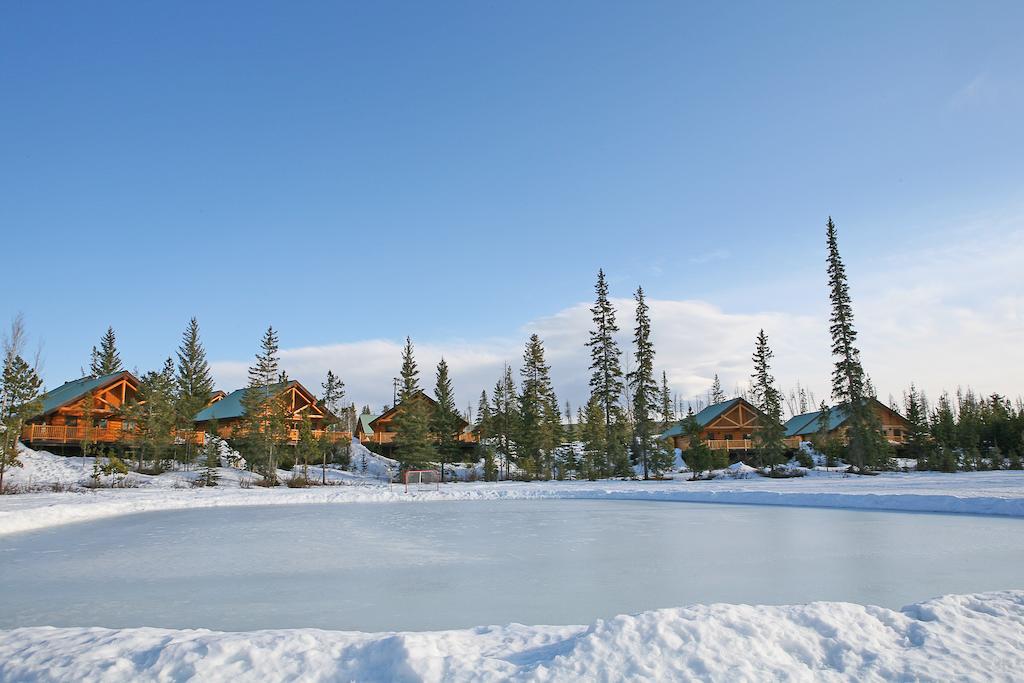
[825,217,887,470]
[319,369,346,482]
[517,334,561,478]
[903,383,932,468]
[586,269,627,475]
[659,371,675,432]
[240,326,288,484]
[682,408,712,479]
[392,337,435,470]
[750,329,786,471]
[627,286,659,479]
[175,318,214,464]
[90,326,123,376]
[431,358,461,481]
[491,365,518,478]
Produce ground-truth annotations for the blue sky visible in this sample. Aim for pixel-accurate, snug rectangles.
[3,2,1022,410]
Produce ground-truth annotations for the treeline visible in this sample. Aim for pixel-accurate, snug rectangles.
[899,386,1024,471]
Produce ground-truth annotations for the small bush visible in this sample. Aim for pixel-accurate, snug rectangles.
[286,475,311,488]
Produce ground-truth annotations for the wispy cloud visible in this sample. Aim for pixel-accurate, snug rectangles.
[211,214,1024,414]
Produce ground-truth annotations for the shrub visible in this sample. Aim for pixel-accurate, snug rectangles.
[286,474,311,488]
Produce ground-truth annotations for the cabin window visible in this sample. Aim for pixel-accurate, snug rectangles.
[743,433,752,440]
[724,434,733,441]
[98,419,108,429]
[707,433,715,440]
[66,417,78,427]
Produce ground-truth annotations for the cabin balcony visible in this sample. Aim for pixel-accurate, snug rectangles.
[701,437,804,451]
[285,429,352,444]
[22,424,205,446]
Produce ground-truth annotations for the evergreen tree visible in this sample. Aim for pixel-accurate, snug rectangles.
[586,269,627,473]
[627,286,659,479]
[392,337,435,470]
[175,318,214,466]
[319,369,348,482]
[127,358,178,472]
[580,395,607,480]
[475,390,492,440]
[825,217,887,470]
[0,320,43,490]
[431,358,461,481]
[812,401,841,468]
[931,393,957,450]
[491,365,519,478]
[710,374,726,404]
[239,326,289,484]
[90,326,123,376]
[175,318,214,419]
[295,413,318,484]
[682,408,712,479]
[199,419,221,487]
[903,383,932,468]
[659,371,675,432]
[517,334,561,478]
[749,329,786,471]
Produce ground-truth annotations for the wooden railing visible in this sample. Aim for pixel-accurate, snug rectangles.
[363,431,477,445]
[21,424,205,446]
[700,437,804,451]
[286,429,352,444]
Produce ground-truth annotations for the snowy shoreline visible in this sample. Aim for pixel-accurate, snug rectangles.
[1,591,1021,682]
[3,471,1024,537]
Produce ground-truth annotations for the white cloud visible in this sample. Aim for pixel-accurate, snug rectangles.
[211,218,1024,417]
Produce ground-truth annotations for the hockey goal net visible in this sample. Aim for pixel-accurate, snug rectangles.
[403,469,441,493]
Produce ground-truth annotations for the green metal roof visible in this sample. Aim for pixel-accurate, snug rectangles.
[357,413,376,436]
[192,382,288,422]
[36,372,129,416]
[783,405,851,437]
[659,398,743,439]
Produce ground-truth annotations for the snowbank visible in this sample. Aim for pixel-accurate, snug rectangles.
[0,590,1020,681]
[4,447,1024,536]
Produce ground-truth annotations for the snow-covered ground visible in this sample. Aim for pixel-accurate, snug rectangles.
[0,591,1021,682]
[4,446,1024,681]
[3,446,1024,537]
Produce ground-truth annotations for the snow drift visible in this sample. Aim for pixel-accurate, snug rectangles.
[0,591,1021,682]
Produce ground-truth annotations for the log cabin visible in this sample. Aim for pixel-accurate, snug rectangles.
[660,397,798,452]
[360,390,477,452]
[21,371,144,448]
[783,398,911,445]
[192,380,350,445]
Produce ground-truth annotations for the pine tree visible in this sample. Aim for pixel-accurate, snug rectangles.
[431,358,461,481]
[627,286,659,479]
[175,318,214,466]
[825,217,887,470]
[903,383,932,469]
[491,365,518,479]
[750,329,786,471]
[659,371,674,432]
[294,413,318,485]
[710,374,726,404]
[475,390,492,440]
[516,334,561,479]
[125,358,178,472]
[682,408,712,479]
[392,337,435,470]
[199,419,221,487]
[586,269,627,474]
[580,395,607,480]
[318,369,347,482]
[0,319,44,490]
[240,326,288,484]
[90,326,123,376]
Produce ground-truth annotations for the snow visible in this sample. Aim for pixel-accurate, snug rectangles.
[4,446,1024,537]
[0,590,1021,681]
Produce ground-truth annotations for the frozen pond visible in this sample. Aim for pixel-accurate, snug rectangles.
[1,499,1022,632]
